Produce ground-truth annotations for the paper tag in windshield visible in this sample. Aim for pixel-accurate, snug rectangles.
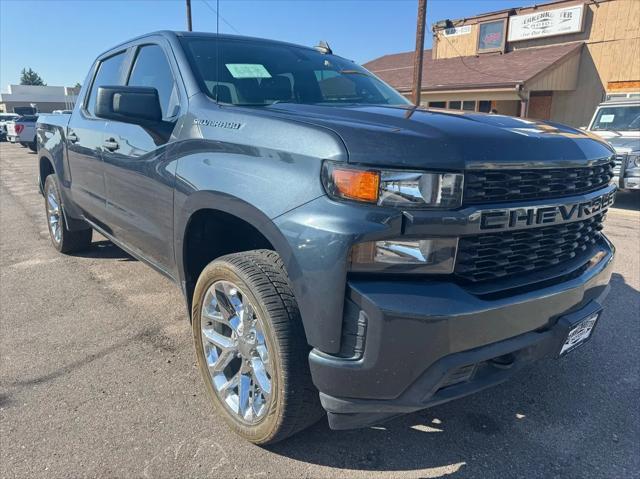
[599,114,615,123]
[225,64,272,79]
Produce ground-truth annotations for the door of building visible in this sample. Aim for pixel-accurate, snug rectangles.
[528,91,553,120]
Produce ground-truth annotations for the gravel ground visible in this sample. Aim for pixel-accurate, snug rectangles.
[1,142,638,479]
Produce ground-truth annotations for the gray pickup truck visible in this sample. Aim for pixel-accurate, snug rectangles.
[37,31,616,444]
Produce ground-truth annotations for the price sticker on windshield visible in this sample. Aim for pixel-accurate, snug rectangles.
[599,114,615,123]
[226,64,272,79]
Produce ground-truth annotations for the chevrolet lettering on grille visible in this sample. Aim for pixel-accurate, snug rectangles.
[479,190,616,231]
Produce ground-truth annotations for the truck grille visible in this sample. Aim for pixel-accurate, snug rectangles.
[455,214,605,282]
[613,154,626,176]
[463,161,615,205]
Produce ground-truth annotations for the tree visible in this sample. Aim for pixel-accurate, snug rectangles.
[20,68,46,86]
[74,82,81,89]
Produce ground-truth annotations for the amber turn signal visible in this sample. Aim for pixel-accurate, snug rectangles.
[327,166,380,203]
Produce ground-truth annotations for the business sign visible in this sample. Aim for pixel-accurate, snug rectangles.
[442,25,471,37]
[478,19,507,53]
[508,5,584,42]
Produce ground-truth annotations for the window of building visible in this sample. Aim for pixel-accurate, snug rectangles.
[448,101,462,110]
[477,19,507,53]
[428,101,446,109]
[478,100,492,113]
[85,51,126,115]
[128,44,179,119]
[463,100,476,111]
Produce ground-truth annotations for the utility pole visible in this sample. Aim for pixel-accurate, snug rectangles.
[186,0,193,31]
[411,0,427,106]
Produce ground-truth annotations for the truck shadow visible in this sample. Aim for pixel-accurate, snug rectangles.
[266,272,639,477]
[75,239,137,261]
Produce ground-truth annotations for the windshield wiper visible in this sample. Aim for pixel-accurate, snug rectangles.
[339,69,370,77]
[269,100,299,105]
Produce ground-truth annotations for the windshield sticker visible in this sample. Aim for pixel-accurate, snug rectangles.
[225,64,272,79]
[599,114,615,123]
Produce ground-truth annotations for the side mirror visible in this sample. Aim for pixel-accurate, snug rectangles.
[95,86,162,125]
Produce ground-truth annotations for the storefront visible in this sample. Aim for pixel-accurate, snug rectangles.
[364,0,639,127]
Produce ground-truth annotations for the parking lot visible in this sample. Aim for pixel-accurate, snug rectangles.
[0,141,638,479]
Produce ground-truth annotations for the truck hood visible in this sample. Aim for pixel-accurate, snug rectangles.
[265,104,614,170]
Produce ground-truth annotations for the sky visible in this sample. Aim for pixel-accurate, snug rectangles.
[0,0,530,89]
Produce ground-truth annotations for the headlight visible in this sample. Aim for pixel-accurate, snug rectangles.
[322,161,463,208]
[630,154,640,167]
[349,237,458,274]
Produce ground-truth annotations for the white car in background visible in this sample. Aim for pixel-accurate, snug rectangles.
[587,99,640,191]
[0,113,20,141]
[6,115,38,151]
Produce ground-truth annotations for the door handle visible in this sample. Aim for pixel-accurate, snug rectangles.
[67,131,78,143]
[103,138,119,151]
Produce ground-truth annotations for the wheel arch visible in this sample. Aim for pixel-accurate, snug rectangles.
[38,154,55,195]
[176,191,306,332]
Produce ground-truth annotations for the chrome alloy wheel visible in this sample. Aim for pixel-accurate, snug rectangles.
[46,183,62,244]
[200,280,272,424]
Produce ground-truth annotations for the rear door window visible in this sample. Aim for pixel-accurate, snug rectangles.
[86,52,127,116]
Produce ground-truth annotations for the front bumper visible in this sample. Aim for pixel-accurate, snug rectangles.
[310,236,614,430]
[614,155,640,189]
[613,167,640,190]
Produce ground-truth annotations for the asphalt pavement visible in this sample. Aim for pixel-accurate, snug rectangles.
[1,142,638,478]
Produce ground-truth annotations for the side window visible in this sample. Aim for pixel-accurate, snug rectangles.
[128,44,179,119]
[86,52,126,116]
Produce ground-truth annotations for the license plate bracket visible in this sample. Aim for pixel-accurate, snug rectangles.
[559,312,600,356]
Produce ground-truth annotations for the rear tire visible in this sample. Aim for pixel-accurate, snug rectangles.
[44,175,92,253]
[192,250,323,444]
[28,141,37,152]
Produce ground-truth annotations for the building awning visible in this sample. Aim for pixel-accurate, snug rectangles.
[364,42,583,94]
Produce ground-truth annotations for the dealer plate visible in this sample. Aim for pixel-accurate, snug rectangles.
[560,313,599,356]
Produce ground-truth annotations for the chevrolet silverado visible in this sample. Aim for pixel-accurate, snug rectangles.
[37,31,617,444]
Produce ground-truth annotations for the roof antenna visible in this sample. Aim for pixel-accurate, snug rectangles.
[314,41,332,55]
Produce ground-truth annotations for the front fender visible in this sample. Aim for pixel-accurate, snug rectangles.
[172,138,332,347]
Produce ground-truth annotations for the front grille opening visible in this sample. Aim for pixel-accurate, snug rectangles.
[437,353,519,393]
[463,160,615,205]
[455,214,605,283]
[440,364,477,388]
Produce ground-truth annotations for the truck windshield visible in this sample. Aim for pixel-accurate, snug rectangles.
[180,36,410,107]
[591,105,640,131]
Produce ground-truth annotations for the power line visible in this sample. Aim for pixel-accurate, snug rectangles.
[200,0,241,34]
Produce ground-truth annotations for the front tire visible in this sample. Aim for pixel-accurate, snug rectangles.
[44,175,92,253]
[192,250,323,444]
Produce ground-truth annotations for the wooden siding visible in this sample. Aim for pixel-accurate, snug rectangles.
[431,0,640,126]
[527,49,582,91]
[433,0,640,88]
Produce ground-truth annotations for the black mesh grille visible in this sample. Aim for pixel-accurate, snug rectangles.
[463,161,615,205]
[455,214,605,283]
